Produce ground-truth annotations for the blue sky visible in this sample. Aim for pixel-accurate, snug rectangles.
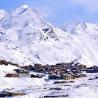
[0,0,98,26]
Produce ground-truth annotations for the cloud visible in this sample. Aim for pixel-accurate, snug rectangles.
[70,0,98,13]
[36,7,54,18]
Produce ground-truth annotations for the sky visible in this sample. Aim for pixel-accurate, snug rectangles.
[0,0,98,26]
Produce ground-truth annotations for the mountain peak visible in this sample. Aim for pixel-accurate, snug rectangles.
[64,21,87,33]
[0,4,49,30]
[13,4,31,15]
[20,4,29,9]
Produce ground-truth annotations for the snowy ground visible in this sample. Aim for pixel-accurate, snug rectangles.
[0,65,98,98]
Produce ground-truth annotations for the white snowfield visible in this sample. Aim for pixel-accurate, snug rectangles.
[0,64,98,98]
[0,64,46,98]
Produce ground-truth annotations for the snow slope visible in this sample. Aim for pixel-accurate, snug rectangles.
[0,5,98,66]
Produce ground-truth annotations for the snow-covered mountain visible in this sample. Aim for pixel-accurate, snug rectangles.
[0,5,98,66]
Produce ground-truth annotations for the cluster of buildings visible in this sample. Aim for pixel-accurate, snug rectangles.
[32,62,86,80]
[2,59,98,80]
[13,61,86,80]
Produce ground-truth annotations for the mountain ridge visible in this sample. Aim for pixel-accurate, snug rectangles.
[0,5,98,66]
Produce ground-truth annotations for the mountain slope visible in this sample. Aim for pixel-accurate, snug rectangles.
[0,5,98,66]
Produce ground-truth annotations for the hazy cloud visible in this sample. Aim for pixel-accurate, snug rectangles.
[36,7,54,18]
[70,0,98,13]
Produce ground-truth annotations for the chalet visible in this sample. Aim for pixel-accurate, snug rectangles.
[80,74,86,77]
[49,67,65,75]
[5,73,19,77]
[75,64,86,71]
[54,80,74,84]
[86,66,98,73]
[0,60,8,65]
[0,91,25,97]
[49,74,63,80]
[7,62,19,67]
[30,74,43,78]
[33,63,46,73]
[56,63,68,66]
[14,69,29,74]
[44,94,68,98]
[20,65,34,71]
[0,60,19,66]
[70,67,81,74]
[63,73,76,80]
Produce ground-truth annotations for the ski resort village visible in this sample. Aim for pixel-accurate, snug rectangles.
[0,2,98,98]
